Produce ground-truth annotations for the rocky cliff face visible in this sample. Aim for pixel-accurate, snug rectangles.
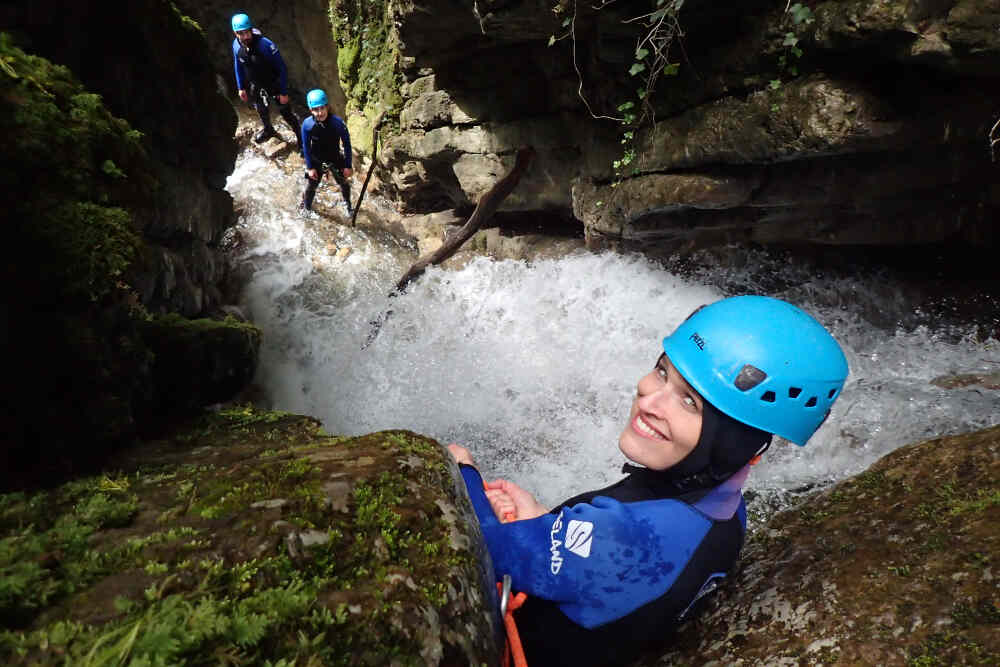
[0,1,259,488]
[245,0,990,260]
[1,0,237,315]
[384,0,1000,255]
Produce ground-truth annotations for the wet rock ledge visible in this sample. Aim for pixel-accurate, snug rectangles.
[0,407,500,665]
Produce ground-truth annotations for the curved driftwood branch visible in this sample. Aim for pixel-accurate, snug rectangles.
[362,146,536,348]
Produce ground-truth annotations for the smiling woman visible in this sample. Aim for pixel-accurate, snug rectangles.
[448,295,849,667]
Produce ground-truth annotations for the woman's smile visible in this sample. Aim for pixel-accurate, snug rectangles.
[632,413,667,440]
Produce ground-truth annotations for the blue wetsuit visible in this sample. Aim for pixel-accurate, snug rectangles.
[232,31,298,137]
[300,115,353,211]
[232,32,288,95]
[459,463,749,666]
[300,115,352,171]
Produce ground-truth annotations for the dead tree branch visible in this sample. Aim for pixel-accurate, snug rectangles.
[351,111,386,226]
[362,146,536,348]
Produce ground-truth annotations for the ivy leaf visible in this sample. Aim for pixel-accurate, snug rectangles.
[635,47,649,60]
[628,62,646,76]
[663,62,680,76]
[783,32,799,47]
[769,79,782,90]
[790,3,814,25]
[791,46,803,58]
[562,17,571,27]
[548,35,556,47]
[617,100,635,112]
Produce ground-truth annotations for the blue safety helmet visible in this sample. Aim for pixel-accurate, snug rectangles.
[231,13,252,32]
[306,89,328,109]
[662,296,848,445]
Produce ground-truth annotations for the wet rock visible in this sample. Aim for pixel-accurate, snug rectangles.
[0,409,501,665]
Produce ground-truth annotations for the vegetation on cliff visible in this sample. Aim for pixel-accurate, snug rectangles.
[329,0,402,153]
[0,31,256,490]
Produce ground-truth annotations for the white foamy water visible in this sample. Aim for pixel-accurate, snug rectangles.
[227,153,1000,513]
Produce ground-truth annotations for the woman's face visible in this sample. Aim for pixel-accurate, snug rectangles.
[619,353,704,470]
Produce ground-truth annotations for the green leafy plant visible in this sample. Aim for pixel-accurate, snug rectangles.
[550,1,686,178]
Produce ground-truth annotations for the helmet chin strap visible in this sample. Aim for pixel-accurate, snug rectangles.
[622,401,771,497]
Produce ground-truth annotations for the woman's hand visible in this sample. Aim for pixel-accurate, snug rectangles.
[447,443,476,467]
[485,479,548,521]
[485,488,516,522]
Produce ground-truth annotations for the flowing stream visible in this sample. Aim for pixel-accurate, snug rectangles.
[226,152,1000,522]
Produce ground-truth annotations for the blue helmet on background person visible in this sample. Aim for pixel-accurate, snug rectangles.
[663,295,849,446]
[306,89,328,108]
[231,13,252,31]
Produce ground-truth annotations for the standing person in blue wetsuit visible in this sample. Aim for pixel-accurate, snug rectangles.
[449,295,849,667]
[299,89,354,216]
[231,13,300,145]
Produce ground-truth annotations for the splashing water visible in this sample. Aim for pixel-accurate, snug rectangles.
[227,153,1000,516]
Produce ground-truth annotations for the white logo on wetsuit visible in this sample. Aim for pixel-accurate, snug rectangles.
[565,520,594,558]
[549,511,564,574]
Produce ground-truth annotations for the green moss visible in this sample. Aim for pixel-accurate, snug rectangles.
[329,0,403,141]
[1,33,153,304]
[170,2,203,33]
[1,411,490,664]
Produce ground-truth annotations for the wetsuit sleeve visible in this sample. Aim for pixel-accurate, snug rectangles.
[337,118,352,169]
[459,463,715,629]
[259,38,288,94]
[300,119,315,170]
[232,39,245,90]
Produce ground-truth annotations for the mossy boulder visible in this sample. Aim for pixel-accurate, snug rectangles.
[138,314,261,421]
[0,407,501,665]
[639,424,1000,666]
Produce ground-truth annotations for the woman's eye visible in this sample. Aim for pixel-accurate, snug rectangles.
[682,395,696,409]
[656,367,668,380]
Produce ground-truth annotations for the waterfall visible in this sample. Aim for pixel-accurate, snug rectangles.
[227,153,1000,518]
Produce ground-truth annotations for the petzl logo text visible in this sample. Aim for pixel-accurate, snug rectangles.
[565,520,594,558]
[689,332,705,350]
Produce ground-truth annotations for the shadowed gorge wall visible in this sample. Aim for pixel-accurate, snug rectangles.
[0,1,258,489]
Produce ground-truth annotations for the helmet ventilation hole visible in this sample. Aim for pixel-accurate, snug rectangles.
[761,391,776,403]
[828,388,838,398]
[788,387,802,398]
[805,396,817,407]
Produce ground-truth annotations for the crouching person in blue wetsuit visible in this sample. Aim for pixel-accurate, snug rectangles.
[448,295,849,667]
[299,89,354,216]
[231,13,301,145]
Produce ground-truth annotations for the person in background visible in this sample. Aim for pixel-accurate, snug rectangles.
[449,295,849,667]
[299,88,353,216]
[231,13,300,145]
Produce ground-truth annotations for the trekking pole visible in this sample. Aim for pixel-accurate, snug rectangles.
[350,110,386,227]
